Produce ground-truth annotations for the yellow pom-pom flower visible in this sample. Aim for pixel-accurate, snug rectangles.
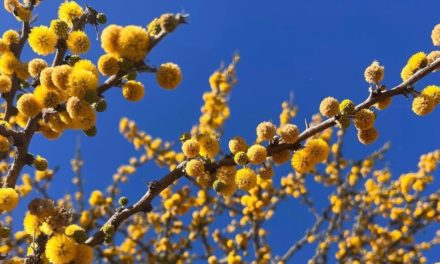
[412,94,435,116]
[23,212,41,236]
[39,67,57,90]
[68,69,98,98]
[67,31,90,54]
[156,62,182,89]
[278,124,299,144]
[28,26,58,56]
[45,234,77,264]
[33,85,61,108]
[364,60,384,84]
[354,109,375,130]
[401,52,427,81]
[373,96,392,110]
[422,85,440,105]
[246,144,267,164]
[98,54,119,76]
[50,19,69,39]
[58,1,83,27]
[235,168,257,191]
[3,30,20,44]
[101,24,122,55]
[339,99,356,115]
[52,64,72,90]
[182,139,200,158]
[122,80,145,102]
[89,190,105,206]
[0,75,12,93]
[234,151,248,165]
[0,188,19,212]
[357,127,379,145]
[73,59,99,78]
[0,51,20,75]
[66,97,93,119]
[431,24,440,46]
[17,93,42,117]
[228,136,247,154]
[0,135,10,152]
[291,150,314,174]
[118,25,149,61]
[256,121,276,141]
[28,58,47,78]
[215,166,237,184]
[272,149,291,165]
[319,97,340,117]
[198,135,219,159]
[185,159,205,177]
[75,244,94,264]
[304,138,330,163]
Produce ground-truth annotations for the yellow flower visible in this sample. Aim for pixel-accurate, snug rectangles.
[357,127,378,145]
[28,58,47,78]
[401,52,427,81]
[23,212,41,236]
[364,60,384,84]
[28,26,58,56]
[421,85,440,105]
[353,109,375,130]
[228,137,247,154]
[185,159,205,177]
[75,244,94,264]
[58,0,83,27]
[291,150,314,174]
[2,30,20,45]
[319,97,340,117]
[0,135,10,152]
[235,168,257,191]
[256,121,276,141]
[50,19,69,39]
[67,31,90,54]
[45,234,77,264]
[97,54,119,76]
[431,23,440,46]
[272,149,291,165]
[0,188,19,212]
[101,24,122,54]
[412,94,435,116]
[52,64,73,90]
[198,134,219,159]
[17,93,42,117]
[278,124,299,144]
[33,85,61,108]
[156,62,182,89]
[182,139,200,158]
[246,144,267,164]
[304,138,330,163]
[89,190,105,206]
[118,25,149,61]
[373,96,392,110]
[0,75,12,93]
[122,80,145,102]
[68,69,98,98]
[215,166,237,184]
[73,59,99,78]
[0,51,20,75]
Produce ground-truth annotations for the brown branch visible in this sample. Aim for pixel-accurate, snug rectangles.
[85,57,440,247]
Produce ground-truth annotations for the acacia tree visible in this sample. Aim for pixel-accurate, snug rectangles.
[0,1,439,263]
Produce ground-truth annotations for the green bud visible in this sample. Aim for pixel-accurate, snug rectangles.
[0,227,10,238]
[33,155,48,171]
[102,224,115,236]
[96,13,107,24]
[71,230,87,244]
[104,234,113,244]
[93,99,107,112]
[118,197,129,207]
[123,71,137,81]
[83,126,97,137]
[67,55,81,66]
[84,90,99,104]
[212,180,226,193]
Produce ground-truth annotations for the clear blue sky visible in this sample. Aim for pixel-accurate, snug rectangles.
[3,0,440,262]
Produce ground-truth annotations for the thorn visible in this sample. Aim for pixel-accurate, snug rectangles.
[304,118,309,130]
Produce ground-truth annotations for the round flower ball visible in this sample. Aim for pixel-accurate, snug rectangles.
[235,168,257,191]
[228,136,247,154]
[319,97,340,117]
[28,26,58,56]
[412,94,435,116]
[0,188,19,212]
[246,144,267,165]
[122,80,145,102]
[278,124,299,144]
[291,150,314,174]
[17,93,42,117]
[364,60,384,84]
[185,159,205,177]
[156,62,182,89]
[181,139,200,158]
[357,127,379,145]
[256,121,276,141]
[67,30,90,54]
[354,109,375,130]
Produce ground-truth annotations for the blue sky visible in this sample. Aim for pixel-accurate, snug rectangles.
[3,0,440,262]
